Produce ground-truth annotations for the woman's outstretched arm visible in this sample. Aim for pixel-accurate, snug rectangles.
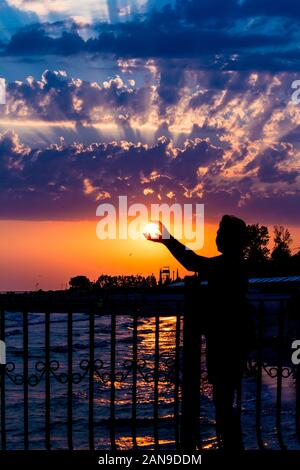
[145,222,211,273]
[163,235,209,272]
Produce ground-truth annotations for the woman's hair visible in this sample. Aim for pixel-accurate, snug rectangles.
[216,215,248,255]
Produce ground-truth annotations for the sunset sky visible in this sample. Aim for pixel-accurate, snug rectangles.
[1,0,300,290]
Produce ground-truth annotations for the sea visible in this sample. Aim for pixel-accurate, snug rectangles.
[1,299,299,450]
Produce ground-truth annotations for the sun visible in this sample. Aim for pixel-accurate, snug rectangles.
[144,222,161,239]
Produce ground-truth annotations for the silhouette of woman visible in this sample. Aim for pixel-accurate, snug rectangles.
[146,215,252,449]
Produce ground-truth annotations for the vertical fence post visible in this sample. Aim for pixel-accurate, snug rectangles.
[88,308,95,451]
[23,310,29,450]
[0,309,6,451]
[45,309,51,450]
[181,276,201,450]
[67,310,73,451]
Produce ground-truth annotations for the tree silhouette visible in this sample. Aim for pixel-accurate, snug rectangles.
[95,274,157,289]
[271,225,292,265]
[69,275,91,290]
[245,224,270,267]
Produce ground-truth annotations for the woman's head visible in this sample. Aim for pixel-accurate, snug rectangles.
[216,215,248,255]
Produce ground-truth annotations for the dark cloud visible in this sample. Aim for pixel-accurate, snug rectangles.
[0,131,299,223]
[6,26,85,55]
[4,22,289,60]
[246,145,298,184]
[240,0,300,19]
[1,0,299,71]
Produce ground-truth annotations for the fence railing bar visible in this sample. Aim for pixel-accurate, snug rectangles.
[110,312,116,451]
[0,309,6,451]
[295,365,300,447]
[276,300,286,451]
[255,301,265,451]
[174,307,181,450]
[181,283,201,450]
[131,310,138,450]
[153,311,160,451]
[23,310,29,450]
[67,311,73,450]
[88,310,95,451]
[198,333,203,451]
[236,381,244,450]
[45,310,51,450]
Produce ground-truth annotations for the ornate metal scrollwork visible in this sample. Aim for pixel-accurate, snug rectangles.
[3,353,178,386]
[4,354,295,387]
[246,359,294,378]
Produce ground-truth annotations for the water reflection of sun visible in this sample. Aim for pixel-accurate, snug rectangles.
[138,316,178,352]
[116,435,175,450]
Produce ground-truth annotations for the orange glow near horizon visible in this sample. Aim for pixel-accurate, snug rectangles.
[0,219,220,291]
[2,219,300,292]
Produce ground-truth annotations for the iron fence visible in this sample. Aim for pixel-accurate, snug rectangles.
[0,288,299,451]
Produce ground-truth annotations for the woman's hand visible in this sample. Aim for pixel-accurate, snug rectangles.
[144,221,170,243]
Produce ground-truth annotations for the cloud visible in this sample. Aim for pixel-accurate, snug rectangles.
[0,0,38,41]
[245,144,298,184]
[3,68,300,161]
[4,70,152,123]
[0,130,299,223]
[5,25,85,55]
[2,68,298,129]
[1,2,299,228]
[6,0,151,24]
[3,68,300,174]
[2,0,300,71]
